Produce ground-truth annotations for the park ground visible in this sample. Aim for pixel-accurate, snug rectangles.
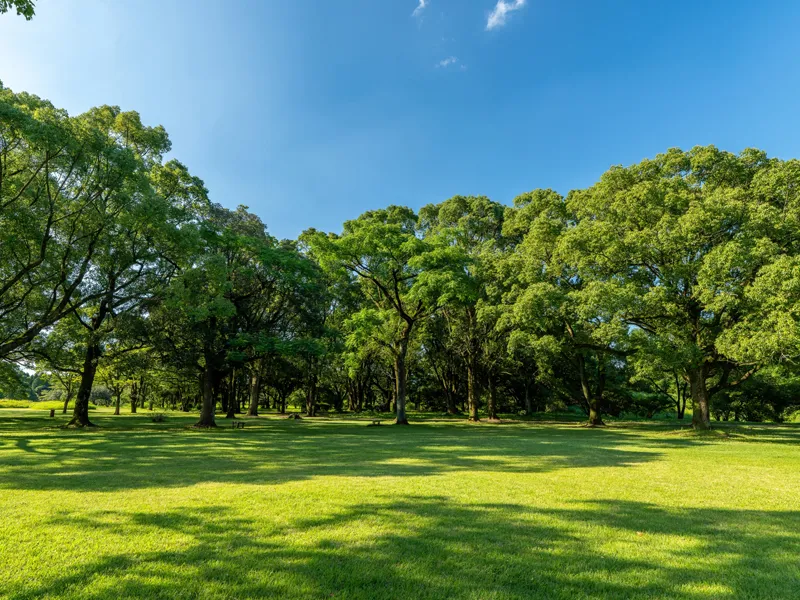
[0,408,799,599]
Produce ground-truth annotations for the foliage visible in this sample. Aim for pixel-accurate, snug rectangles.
[0,0,34,19]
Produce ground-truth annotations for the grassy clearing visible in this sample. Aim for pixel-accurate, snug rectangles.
[0,400,97,411]
[1,409,798,599]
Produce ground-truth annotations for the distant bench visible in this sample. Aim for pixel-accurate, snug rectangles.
[232,421,245,429]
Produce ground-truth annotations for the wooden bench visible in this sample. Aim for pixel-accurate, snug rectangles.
[367,420,381,427]
[231,421,245,429]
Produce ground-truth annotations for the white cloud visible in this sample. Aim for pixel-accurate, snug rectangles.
[437,56,459,68]
[486,0,526,30]
[412,0,427,18]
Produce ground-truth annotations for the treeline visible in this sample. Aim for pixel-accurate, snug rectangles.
[2,83,799,429]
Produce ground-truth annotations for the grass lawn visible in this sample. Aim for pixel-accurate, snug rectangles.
[0,409,799,599]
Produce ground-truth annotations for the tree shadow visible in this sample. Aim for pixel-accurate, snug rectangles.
[0,419,677,492]
[6,499,799,599]
[1,416,798,493]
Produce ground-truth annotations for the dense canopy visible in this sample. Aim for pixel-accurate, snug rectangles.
[1,82,799,429]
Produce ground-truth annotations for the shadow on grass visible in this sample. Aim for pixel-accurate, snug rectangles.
[0,416,703,492]
[5,499,799,599]
[1,412,798,493]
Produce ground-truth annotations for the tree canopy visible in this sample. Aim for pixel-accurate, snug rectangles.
[2,83,799,428]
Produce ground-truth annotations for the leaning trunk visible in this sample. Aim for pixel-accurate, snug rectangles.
[578,354,605,427]
[62,394,70,415]
[68,343,100,427]
[689,367,711,430]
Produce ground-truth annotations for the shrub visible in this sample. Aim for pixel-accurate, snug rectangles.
[151,413,167,423]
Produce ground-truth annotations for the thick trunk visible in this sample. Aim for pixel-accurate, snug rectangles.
[578,354,605,426]
[587,399,604,426]
[487,376,498,420]
[247,362,261,417]
[113,392,121,416]
[68,342,100,427]
[689,367,711,430]
[446,387,458,415]
[196,367,217,427]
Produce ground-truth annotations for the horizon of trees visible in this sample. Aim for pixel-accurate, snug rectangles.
[2,82,800,429]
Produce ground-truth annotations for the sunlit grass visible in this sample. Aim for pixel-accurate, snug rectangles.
[0,408,798,599]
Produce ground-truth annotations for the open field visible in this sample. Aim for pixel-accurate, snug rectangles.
[1,409,799,599]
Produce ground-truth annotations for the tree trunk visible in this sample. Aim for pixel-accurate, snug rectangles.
[113,391,121,416]
[305,370,318,417]
[445,386,458,415]
[394,334,410,425]
[467,358,479,421]
[196,367,217,427]
[524,382,533,415]
[225,368,237,419]
[62,395,70,415]
[68,342,100,427]
[578,354,605,427]
[130,381,139,414]
[247,362,261,417]
[487,376,498,420]
[689,366,711,430]
[587,398,604,426]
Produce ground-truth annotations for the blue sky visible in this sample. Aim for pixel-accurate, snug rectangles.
[2,0,800,239]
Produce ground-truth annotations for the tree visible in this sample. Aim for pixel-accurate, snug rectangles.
[304,206,466,424]
[0,84,119,359]
[562,147,794,429]
[419,196,506,421]
[62,115,206,427]
[502,189,630,426]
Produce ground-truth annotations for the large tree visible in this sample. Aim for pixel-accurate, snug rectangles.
[419,196,507,421]
[561,146,797,429]
[304,206,466,424]
[502,189,630,426]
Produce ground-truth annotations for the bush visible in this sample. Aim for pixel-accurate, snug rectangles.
[151,413,167,423]
[91,387,113,407]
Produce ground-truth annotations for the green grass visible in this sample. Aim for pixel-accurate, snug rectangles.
[0,399,97,411]
[1,409,798,599]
